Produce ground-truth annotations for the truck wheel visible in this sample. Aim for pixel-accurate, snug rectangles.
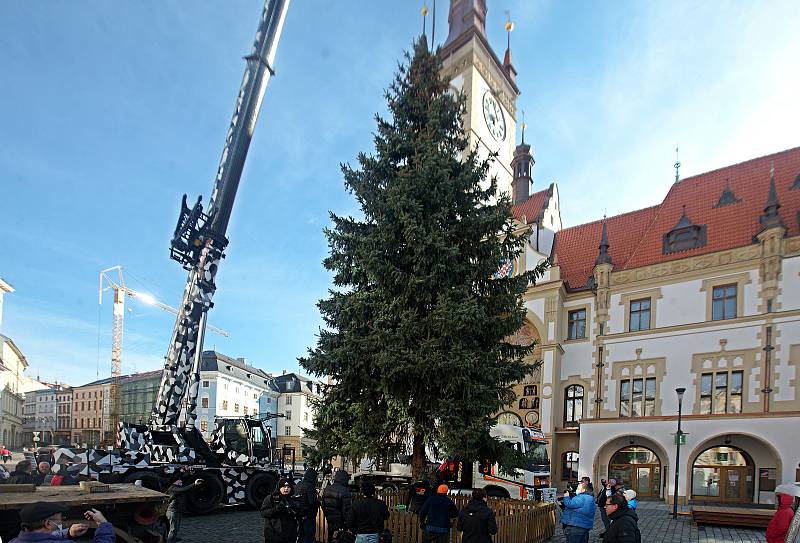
[484,486,510,499]
[185,473,223,515]
[123,471,162,491]
[246,472,277,508]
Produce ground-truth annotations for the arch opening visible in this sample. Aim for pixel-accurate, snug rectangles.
[608,445,662,498]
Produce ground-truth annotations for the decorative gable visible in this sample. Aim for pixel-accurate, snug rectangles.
[662,206,707,255]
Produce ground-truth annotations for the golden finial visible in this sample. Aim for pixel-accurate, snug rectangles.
[505,10,514,32]
[422,4,429,17]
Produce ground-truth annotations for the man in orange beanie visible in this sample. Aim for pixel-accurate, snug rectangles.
[418,484,458,542]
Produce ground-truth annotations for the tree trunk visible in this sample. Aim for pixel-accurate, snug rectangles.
[411,431,426,481]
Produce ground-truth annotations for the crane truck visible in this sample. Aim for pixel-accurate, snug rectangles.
[53,0,292,514]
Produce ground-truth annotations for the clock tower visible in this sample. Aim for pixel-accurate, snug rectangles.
[439,0,520,197]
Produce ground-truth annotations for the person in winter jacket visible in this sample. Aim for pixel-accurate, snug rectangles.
[10,502,115,543]
[407,478,432,513]
[348,480,389,543]
[296,468,321,543]
[262,478,304,543]
[164,476,204,543]
[419,484,458,543]
[601,494,641,543]
[596,478,616,533]
[580,477,594,494]
[561,483,596,543]
[321,470,352,543]
[8,461,35,485]
[623,489,637,510]
[767,491,798,543]
[457,488,497,543]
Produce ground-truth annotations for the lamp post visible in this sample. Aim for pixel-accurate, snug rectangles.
[673,387,686,518]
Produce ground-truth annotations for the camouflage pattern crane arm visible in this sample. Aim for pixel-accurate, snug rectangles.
[151,0,290,431]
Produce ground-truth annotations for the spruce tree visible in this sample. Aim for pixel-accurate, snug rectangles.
[301,38,547,478]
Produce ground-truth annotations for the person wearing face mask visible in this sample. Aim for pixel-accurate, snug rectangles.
[9,503,115,543]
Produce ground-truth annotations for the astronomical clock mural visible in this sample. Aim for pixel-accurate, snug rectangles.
[497,321,542,429]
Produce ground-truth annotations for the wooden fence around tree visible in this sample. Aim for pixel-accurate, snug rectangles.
[315,491,556,543]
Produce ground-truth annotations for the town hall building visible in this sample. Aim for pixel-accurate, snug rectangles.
[439,0,800,506]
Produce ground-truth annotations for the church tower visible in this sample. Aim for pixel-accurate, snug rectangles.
[439,0,520,197]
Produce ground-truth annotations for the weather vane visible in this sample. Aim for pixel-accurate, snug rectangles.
[674,144,681,184]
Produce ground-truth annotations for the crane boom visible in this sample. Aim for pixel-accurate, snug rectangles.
[151,0,290,431]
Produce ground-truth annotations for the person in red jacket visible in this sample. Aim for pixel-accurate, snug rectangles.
[767,492,797,543]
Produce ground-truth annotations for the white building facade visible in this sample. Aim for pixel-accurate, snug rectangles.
[506,146,800,506]
[197,351,280,438]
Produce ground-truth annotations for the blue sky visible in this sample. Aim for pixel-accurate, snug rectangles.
[1,1,798,386]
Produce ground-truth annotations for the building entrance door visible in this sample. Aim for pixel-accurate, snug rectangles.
[608,446,662,498]
[691,446,754,503]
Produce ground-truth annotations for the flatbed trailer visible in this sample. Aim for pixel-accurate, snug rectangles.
[0,484,168,543]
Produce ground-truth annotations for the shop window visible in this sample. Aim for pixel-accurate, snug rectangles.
[568,309,586,340]
[562,451,579,482]
[564,385,583,427]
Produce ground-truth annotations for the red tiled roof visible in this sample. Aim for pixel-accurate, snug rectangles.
[554,146,800,290]
[512,184,553,224]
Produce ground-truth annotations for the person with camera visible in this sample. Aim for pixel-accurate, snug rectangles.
[262,478,304,543]
[9,503,115,543]
[595,478,615,532]
[561,482,595,543]
[165,475,205,543]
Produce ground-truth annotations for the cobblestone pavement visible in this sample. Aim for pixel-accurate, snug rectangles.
[182,506,264,543]
[547,500,768,543]
[181,499,771,543]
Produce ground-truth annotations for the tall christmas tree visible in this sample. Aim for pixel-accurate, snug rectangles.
[301,38,547,478]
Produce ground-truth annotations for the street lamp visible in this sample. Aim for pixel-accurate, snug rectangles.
[673,387,686,518]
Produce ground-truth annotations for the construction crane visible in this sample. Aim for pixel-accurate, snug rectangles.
[52,1,291,512]
[99,265,229,444]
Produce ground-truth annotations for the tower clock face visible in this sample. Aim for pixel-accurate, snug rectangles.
[482,91,506,141]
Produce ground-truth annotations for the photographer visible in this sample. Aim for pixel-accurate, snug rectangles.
[561,482,595,543]
[262,477,304,543]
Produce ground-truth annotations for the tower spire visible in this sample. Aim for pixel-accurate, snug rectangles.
[674,144,681,184]
[760,160,783,228]
[443,0,487,47]
[595,218,612,265]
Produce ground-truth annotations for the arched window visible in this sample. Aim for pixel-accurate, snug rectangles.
[564,385,584,427]
[562,451,579,481]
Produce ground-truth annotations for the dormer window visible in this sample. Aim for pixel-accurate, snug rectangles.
[713,182,741,208]
[663,206,707,254]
